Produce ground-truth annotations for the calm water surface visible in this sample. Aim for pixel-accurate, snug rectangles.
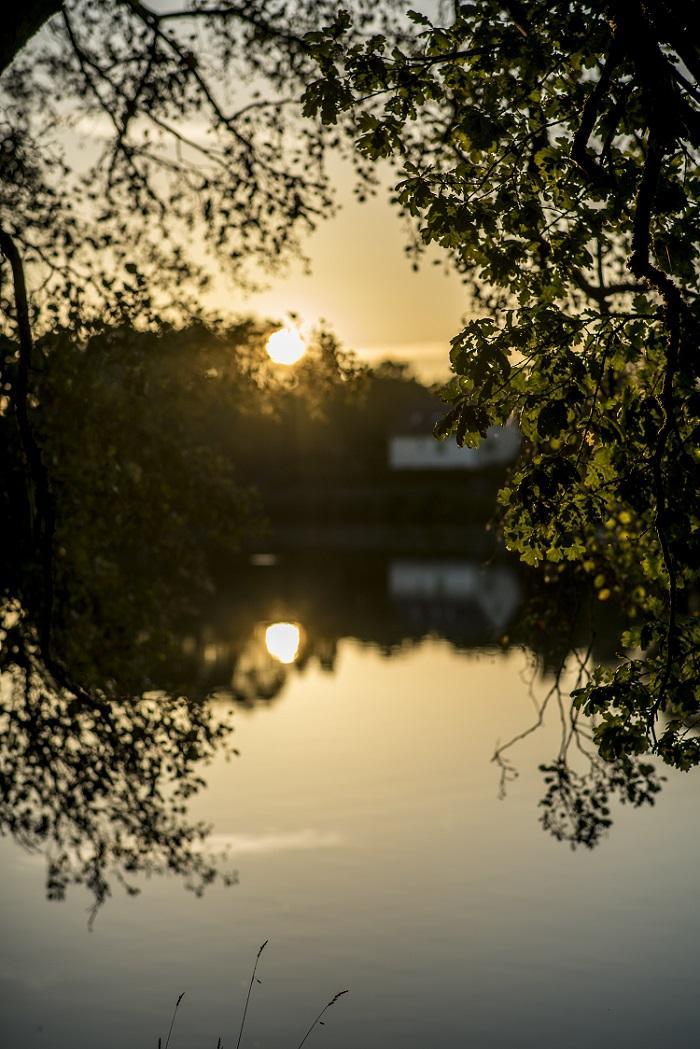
[2,555,699,1048]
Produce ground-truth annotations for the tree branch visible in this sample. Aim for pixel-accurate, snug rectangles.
[0,229,56,676]
[571,30,623,188]
[627,132,682,733]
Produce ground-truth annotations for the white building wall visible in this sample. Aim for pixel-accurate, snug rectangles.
[388,425,520,471]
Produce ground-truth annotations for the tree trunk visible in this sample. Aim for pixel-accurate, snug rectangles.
[0,229,56,671]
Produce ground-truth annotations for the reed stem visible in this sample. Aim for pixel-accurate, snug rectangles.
[235,940,268,1049]
[164,992,185,1049]
[294,989,349,1049]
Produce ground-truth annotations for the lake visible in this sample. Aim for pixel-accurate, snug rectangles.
[2,551,699,1048]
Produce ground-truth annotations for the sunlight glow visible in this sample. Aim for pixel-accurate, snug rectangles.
[265,622,301,664]
[265,326,307,365]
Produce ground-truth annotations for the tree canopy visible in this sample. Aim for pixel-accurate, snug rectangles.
[0,0,403,327]
[302,0,700,768]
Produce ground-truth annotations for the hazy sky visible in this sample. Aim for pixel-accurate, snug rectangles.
[68,122,468,381]
[44,2,468,382]
[156,0,467,380]
[214,162,470,381]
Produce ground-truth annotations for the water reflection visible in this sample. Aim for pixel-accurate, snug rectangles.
[388,558,520,635]
[492,649,664,850]
[170,554,525,707]
[0,546,662,916]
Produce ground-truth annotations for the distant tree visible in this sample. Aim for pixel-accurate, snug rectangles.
[302,2,700,766]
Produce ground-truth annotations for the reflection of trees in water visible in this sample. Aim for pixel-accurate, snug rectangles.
[493,586,665,850]
[0,607,237,924]
[0,318,674,920]
[0,548,669,916]
[194,624,339,708]
[164,554,523,712]
[169,554,669,853]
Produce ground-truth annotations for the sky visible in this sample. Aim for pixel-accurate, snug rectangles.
[210,161,470,383]
[148,0,467,380]
[67,118,469,384]
[40,2,469,384]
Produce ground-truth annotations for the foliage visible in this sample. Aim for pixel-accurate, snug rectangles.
[0,0,403,331]
[2,322,258,692]
[493,606,666,851]
[302,0,700,766]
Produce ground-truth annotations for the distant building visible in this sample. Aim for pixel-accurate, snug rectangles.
[388,393,520,471]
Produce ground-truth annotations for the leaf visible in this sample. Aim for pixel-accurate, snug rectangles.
[537,400,568,438]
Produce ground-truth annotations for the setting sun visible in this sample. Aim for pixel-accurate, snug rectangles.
[265,326,307,365]
[264,621,301,664]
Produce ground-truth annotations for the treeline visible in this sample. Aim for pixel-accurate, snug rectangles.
[0,320,457,692]
[3,317,490,570]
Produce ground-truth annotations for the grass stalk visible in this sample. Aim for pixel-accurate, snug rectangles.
[162,992,185,1049]
[235,939,268,1049]
[294,989,349,1049]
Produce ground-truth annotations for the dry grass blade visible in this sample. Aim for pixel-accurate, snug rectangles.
[235,940,268,1049]
[163,992,185,1049]
[294,989,349,1049]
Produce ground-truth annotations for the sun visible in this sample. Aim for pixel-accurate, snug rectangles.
[265,326,307,365]
[265,622,301,664]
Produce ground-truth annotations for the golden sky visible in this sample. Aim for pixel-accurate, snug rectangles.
[216,164,470,382]
[52,11,467,383]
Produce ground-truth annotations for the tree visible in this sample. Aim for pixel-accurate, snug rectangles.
[302,1,700,767]
[3,0,698,890]
[1,1,400,321]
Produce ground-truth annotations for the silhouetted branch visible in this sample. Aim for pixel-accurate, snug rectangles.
[571,30,623,189]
